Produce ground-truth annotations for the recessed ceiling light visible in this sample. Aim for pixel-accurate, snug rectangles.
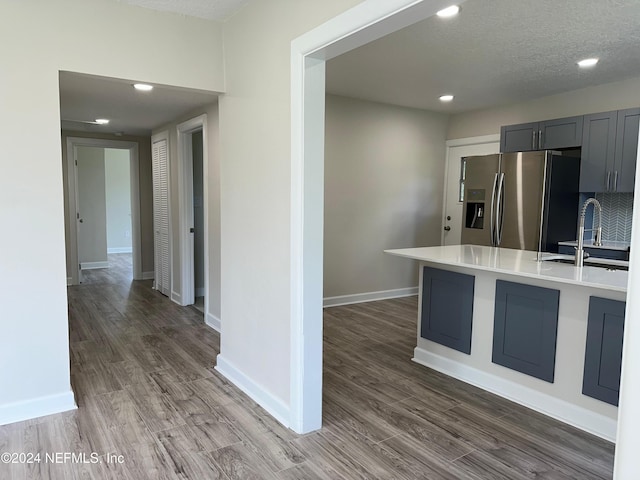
[436,5,460,18]
[577,58,599,68]
[133,83,153,91]
[95,118,110,125]
[439,94,454,102]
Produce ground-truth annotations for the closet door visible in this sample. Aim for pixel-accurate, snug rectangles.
[152,135,170,296]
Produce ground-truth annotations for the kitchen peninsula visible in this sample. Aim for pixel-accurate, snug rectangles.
[385,245,627,442]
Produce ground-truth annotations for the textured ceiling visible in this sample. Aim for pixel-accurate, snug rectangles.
[326,0,640,113]
[59,72,219,136]
[115,0,251,21]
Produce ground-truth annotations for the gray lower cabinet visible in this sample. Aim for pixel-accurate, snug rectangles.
[420,267,474,354]
[492,280,560,382]
[583,297,625,406]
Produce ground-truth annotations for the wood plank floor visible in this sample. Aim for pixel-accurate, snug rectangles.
[0,254,615,479]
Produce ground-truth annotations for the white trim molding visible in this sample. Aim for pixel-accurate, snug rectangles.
[171,291,182,305]
[107,247,132,254]
[65,137,142,285]
[445,133,501,148]
[289,0,469,434]
[0,390,76,426]
[205,313,221,332]
[413,347,617,442]
[80,261,109,270]
[142,271,155,280]
[215,355,289,427]
[323,287,418,308]
[176,114,209,310]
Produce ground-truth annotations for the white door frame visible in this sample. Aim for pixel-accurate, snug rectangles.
[289,0,467,434]
[65,137,141,285]
[441,134,500,245]
[176,115,209,311]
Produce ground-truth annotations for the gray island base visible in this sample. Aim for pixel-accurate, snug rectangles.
[385,245,627,442]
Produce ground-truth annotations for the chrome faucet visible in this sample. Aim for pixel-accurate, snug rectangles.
[575,197,603,267]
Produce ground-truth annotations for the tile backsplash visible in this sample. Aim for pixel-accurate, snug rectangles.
[590,192,634,243]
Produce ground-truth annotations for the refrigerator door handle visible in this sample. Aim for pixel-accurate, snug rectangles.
[490,173,499,246]
[495,173,505,246]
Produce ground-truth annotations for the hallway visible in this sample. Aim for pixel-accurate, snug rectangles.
[0,258,615,479]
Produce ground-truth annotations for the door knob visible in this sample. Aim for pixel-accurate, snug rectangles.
[79,219,83,223]
[444,226,451,231]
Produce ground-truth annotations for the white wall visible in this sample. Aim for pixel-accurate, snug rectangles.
[105,149,132,253]
[76,146,108,266]
[324,94,448,298]
[0,0,223,424]
[447,75,640,140]
[218,0,364,412]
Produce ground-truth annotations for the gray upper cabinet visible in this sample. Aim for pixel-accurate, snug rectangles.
[501,116,583,152]
[614,108,640,192]
[580,108,640,192]
[501,122,539,152]
[580,111,617,192]
[540,116,583,150]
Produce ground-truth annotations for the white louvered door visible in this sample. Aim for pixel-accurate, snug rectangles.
[152,136,170,296]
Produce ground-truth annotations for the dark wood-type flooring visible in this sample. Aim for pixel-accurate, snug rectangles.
[0,253,615,479]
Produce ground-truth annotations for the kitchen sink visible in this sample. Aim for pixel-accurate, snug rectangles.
[539,254,629,271]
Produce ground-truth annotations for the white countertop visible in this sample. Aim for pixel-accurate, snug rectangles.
[558,240,630,251]
[385,245,628,293]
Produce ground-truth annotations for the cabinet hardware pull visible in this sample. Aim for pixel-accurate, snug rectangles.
[538,129,543,149]
[532,131,537,150]
[606,171,611,191]
[614,171,618,191]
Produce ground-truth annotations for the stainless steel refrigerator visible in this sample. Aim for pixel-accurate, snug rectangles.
[461,151,580,252]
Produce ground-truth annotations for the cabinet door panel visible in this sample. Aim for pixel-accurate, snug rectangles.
[580,111,617,192]
[500,123,537,152]
[583,296,625,406]
[540,116,583,149]
[492,280,559,382]
[614,108,640,192]
[420,267,474,354]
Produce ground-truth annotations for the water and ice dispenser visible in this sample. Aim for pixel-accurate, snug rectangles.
[465,189,485,230]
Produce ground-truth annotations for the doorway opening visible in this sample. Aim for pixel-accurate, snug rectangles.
[65,137,141,285]
[176,115,209,317]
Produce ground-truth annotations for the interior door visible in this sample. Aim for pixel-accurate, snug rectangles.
[442,141,500,245]
[152,136,170,296]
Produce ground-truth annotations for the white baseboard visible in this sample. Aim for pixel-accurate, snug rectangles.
[171,290,182,305]
[142,271,154,280]
[0,390,77,426]
[195,287,205,298]
[67,277,73,286]
[107,247,132,254]
[323,286,418,308]
[412,347,617,442]
[80,261,109,270]
[215,355,289,428]
[205,313,221,332]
